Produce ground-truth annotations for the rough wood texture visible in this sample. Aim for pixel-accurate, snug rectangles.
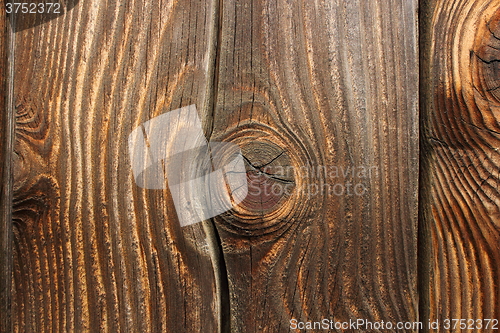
[11,0,223,331]
[420,0,500,330]
[210,0,419,331]
[10,0,420,332]
[0,2,14,332]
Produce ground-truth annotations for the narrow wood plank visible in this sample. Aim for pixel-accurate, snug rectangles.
[420,0,500,330]
[210,0,419,331]
[0,1,14,331]
[11,0,222,331]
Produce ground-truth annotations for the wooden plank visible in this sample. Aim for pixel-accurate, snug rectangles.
[11,0,222,331]
[420,0,500,329]
[211,0,419,331]
[0,1,14,331]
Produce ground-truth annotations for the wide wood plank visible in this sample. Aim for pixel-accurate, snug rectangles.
[11,0,222,331]
[420,0,500,329]
[211,0,419,331]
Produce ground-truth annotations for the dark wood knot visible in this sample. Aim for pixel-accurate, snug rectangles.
[211,124,315,238]
[240,141,295,213]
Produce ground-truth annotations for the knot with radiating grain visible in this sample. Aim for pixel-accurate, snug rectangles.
[211,119,320,239]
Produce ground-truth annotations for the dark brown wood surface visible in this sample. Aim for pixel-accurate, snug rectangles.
[5,0,421,332]
[420,0,500,330]
[211,0,419,331]
[10,0,223,331]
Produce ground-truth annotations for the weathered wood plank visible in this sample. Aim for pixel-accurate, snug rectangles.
[211,0,419,331]
[0,1,14,332]
[420,0,500,330]
[11,0,222,331]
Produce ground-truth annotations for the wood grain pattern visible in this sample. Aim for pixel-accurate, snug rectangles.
[420,0,500,330]
[10,0,420,331]
[210,0,419,331]
[11,0,223,331]
[0,1,15,331]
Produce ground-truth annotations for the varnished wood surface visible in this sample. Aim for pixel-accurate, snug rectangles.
[420,0,500,330]
[11,0,222,331]
[7,0,421,332]
[211,0,419,332]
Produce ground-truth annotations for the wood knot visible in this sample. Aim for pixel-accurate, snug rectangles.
[13,175,60,233]
[212,124,313,238]
[472,7,500,100]
[240,141,295,213]
[470,6,500,130]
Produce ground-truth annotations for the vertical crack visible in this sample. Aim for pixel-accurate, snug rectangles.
[204,0,231,332]
[212,0,231,330]
[418,0,432,330]
[207,0,223,140]
[208,219,231,333]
